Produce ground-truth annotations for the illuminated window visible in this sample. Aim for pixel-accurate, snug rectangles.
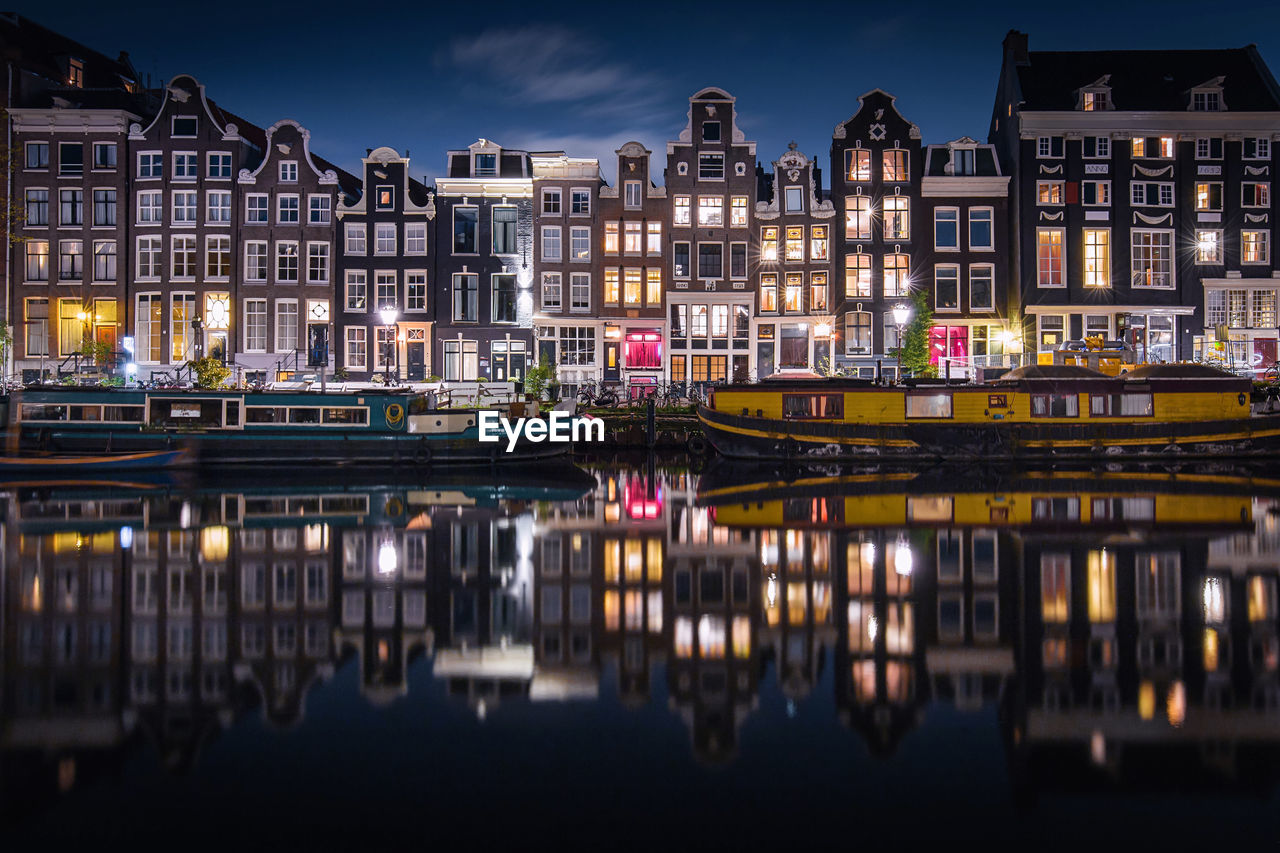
[673,196,690,226]
[647,222,662,254]
[883,197,909,240]
[645,269,661,305]
[604,269,619,305]
[623,222,641,254]
[784,226,804,261]
[1037,229,1064,287]
[760,274,778,312]
[845,195,872,240]
[1243,230,1271,264]
[1081,89,1109,111]
[884,253,909,298]
[761,226,779,262]
[1083,229,1110,287]
[845,253,871,298]
[1195,182,1222,211]
[810,225,828,260]
[604,221,618,254]
[1037,181,1063,205]
[784,273,803,312]
[624,268,642,306]
[846,148,870,181]
[882,148,909,182]
[1131,230,1174,286]
[1195,230,1222,264]
[697,196,723,227]
[810,272,828,312]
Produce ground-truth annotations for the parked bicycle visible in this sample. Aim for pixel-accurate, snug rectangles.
[576,381,619,408]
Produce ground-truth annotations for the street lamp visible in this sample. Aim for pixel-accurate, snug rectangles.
[379,307,398,382]
[891,302,912,379]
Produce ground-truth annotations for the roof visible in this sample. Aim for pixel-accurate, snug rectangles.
[1123,363,1240,380]
[1015,46,1280,111]
[924,143,1002,177]
[997,365,1109,381]
[0,12,138,91]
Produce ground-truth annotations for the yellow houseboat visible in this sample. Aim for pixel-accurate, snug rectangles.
[696,364,1280,461]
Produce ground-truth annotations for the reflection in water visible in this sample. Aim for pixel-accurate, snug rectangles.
[2,465,1280,836]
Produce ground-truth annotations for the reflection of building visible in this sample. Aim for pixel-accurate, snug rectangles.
[1013,497,1280,790]
[5,469,1280,816]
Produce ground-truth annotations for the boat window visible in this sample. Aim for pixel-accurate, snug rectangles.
[225,400,241,427]
[905,394,953,418]
[908,496,954,522]
[149,399,225,428]
[1031,393,1079,417]
[103,405,144,422]
[288,408,321,424]
[245,407,287,424]
[20,404,67,421]
[1033,497,1080,520]
[782,393,843,419]
[70,405,102,421]
[1090,393,1153,417]
[323,408,369,425]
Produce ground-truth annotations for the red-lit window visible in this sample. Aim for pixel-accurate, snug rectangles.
[624,480,662,520]
[625,331,662,368]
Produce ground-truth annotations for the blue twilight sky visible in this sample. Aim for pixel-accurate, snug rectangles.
[21,0,1280,185]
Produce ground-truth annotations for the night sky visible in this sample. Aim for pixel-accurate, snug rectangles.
[23,0,1280,184]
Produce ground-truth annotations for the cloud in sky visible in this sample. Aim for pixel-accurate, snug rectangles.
[441,24,669,114]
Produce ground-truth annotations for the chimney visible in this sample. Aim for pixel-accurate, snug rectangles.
[1004,30,1030,65]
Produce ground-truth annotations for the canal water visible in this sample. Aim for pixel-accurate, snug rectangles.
[2,459,1279,847]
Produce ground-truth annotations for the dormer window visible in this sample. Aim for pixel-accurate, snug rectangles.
[1192,90,1221,111]
[474,153,497,177]
[1191,79,1225,111]
[1081,89,1110,111]
[703,121,721,143]
[172,116,197,137]
[952,148,976,175]
[68,58,84,88]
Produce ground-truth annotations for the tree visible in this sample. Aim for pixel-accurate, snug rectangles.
[0,111,28,245]
[187,356,231,389]
[893,287,935,378]
[522,355,556,401]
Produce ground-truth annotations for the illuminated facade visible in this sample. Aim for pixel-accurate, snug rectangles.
[753,143,837,375]
[335,147,436,381]
[665,88,757,388]
[991,31,1280,366]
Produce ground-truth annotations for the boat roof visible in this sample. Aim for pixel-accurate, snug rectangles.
[1122,363,1239,380]
[994,365,1110,382]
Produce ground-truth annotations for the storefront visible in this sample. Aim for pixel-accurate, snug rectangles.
[1031,306,1192,364]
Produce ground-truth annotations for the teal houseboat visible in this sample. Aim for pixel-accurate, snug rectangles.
[6,387,572,466]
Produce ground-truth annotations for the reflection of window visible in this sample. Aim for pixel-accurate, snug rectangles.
[1087,549,1116,622]
[1041,554,1070,623]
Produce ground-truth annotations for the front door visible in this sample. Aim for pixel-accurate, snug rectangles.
[732,355,750,382]
[94,325,117,362]
[604,342,620,381]
[757,342,775,378]
[207,331,227,364]
[407,342,425,381]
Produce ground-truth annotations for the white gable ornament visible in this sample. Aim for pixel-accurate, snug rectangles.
[869,124,886,142]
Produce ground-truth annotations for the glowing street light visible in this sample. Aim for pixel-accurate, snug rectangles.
[379,307,398,382]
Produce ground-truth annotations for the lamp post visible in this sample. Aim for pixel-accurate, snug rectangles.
[891,303,911,376]
[379,307,398,382]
